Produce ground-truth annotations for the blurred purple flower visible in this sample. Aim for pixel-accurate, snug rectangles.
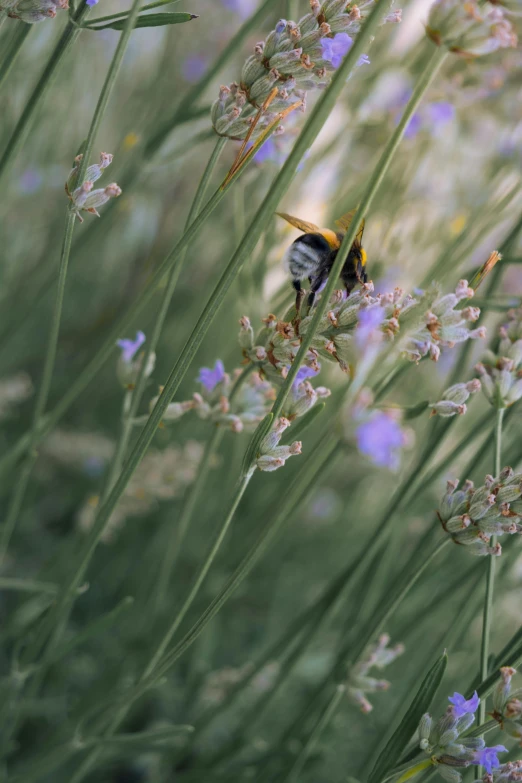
[356,412,407,471]
[254,137,278,164]
[294,365,319,387]
[400,92,455,139]
[182,55,209,83]
[86,0,98,6]
[19,168,43,194]
[321,33,369,68]
[356,306,385,351]
[198,360,225,392]
[221,0,256,18]
[448,691,480,717]
[117,331,145,363]
[473,746,507,774]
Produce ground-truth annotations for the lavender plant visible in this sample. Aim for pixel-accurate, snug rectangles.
[0,1,521,782]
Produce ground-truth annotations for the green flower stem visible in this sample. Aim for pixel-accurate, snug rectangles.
[477,406,505,763]
[67,433,337,783]
[0,1,91,182]
[68,471,252,783]
[283,537,451,781]
[14,0,388,669]
[264,45,448,423]
[153,362,254,610]
[283,684,346,783]
[0,577,57,594]
[0,211,76,569]
[0,22,31,93]
[0,0,142,571]
[99,137,227,506]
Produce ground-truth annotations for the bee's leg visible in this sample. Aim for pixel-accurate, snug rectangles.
[307,270,328,310]
[293,279,305,313]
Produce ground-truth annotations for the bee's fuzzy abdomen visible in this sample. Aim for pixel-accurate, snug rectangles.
[284,233,331,281]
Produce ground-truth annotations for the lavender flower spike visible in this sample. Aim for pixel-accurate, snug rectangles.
[117,331,146,363]
[198,360,226,393]
[448,691,480,717]
[474,746,508,775]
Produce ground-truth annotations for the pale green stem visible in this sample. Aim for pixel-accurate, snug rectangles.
[0,577,57,594]
[266,46,448,424]
[153,362,253,610]
[477,406,505,770]
[16,0,387,667]
[0,0,142,571]
[99,137,227,505]
[0,210,76,568]
[69,472,252,783]
[282,537,451,781]
[0,2,91,182]
[284,684,346,783]
[0,22,31,93]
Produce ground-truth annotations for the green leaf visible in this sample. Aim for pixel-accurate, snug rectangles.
[368,652,448,783]
[86,11,197,30]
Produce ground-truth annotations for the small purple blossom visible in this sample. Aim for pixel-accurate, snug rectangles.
[448,691,480,717]
[321,33,353,68]
[427,101,455,126]
[321,33,369,69]
[197,360,226,393]
[474,746,508,774]
[182,55,209,83]
[356,412,407,471]
[254,137,278,164]
[399,91,455,139]
[86,0,98,6]
[293,365,319,387]
[117,331,145,363]
[356,306,386,350]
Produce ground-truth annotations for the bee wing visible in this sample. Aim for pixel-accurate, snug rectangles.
[335,208,365,243]
[276,212,322,235]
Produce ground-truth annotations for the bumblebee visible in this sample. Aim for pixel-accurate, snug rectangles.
[278,209,367,308]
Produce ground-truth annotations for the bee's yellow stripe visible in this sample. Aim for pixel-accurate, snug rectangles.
[318,228,340,249]
[360,248,367,267]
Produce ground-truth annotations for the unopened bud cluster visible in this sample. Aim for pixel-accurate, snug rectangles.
[211,0,397,141]
[430,379,481,417]
[426,0,517,57]
[65,153,122,223]
[492,667,522,744]
[419,691,507,783]
[476,307,522,409]
[1,0,67,22]
[347,633,404,713]
[240,284,415,378]
[150,367,276,434]
[403,280,486,363]
[254,417,302,473]
[438,468,522,556]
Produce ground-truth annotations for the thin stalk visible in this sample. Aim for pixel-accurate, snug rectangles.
[0,0,142,569]
[100,137,227,505]
[0,1,91,182]
[276,537,451,781]
[477,406,505,768]
[69,472,252,783]
[0,22,31,93]
[0,211,76,568]
[265,46,448,422]
[153,362,253,609]
[283,684,346,783]
[17,0,388,662]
